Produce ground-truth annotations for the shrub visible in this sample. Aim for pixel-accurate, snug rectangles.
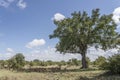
[104,54,120,74]
[8,53,25,71]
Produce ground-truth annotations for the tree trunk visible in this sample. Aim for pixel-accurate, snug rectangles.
[81,53,88,69]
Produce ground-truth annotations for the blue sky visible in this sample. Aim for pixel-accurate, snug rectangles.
[0,0,120,61]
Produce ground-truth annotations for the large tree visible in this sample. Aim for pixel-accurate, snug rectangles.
[50,9,119,68]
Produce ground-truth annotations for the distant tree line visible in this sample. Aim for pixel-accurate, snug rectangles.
[0,53,92,71]
[0,52,120,74]
[0,53,83,71]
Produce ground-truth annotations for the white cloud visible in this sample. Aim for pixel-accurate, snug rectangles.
[0,47,80,61]
[105,49,118,57]
[6,48,14,53]
[25,46,118,61]
[112,7,120,28]
[17,0,27,9]
[0,0,27,9]
[0,53,14,60]
[87,47,118,61]
[53,13,65,21]
[0,0,10,8]
[26,39,46,49]
[24,47,81,61]
[1,48,15,59]
[0,46,118,61]
[87,47,106,61]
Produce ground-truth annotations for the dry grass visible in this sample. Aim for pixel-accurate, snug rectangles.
[0,69,119,80]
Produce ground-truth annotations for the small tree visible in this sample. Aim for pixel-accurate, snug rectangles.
[50,9,119,68]
[29,61,34,68]
[33,59,40,66]
[46,60,53,66]
[8,53,25,71]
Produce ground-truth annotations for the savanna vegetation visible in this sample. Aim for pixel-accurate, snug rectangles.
[0,52,120,80]
[0,8,120,80]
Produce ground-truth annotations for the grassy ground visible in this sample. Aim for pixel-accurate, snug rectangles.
[0,69,119,80]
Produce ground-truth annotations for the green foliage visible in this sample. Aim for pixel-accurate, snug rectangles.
[93,56,106,67]
[50,8,119,68]
[33,59,40,62]
[50,9,118,53]
[105,54,120,74]
[46,60,53,66]
[60,60,67,66]
[29,61,34,68]
[32,59,41,66]
[86,57,91,67]
[0,60,8,69]
[67,58,81,66]
[8,53,25,71]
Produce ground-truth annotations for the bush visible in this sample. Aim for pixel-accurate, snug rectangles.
[8,53,25,71]
[93,56,106,66]
[104,54,120,74]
